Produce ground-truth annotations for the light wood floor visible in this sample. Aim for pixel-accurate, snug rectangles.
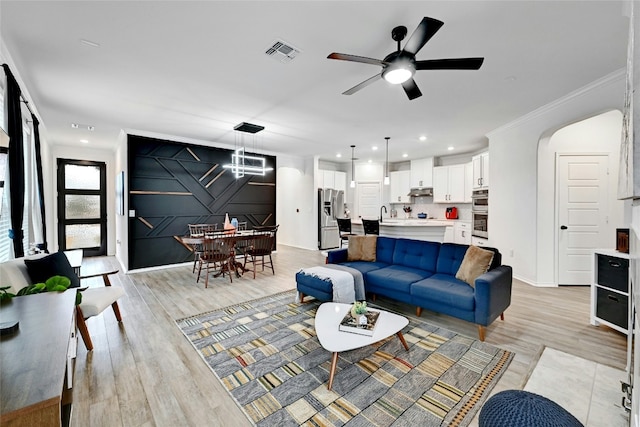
[71,245,627,427]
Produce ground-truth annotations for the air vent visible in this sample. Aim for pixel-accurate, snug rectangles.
[265,40,301,63]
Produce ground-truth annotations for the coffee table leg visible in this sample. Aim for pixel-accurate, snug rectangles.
[327,352,339,390]
[396,331,409,351]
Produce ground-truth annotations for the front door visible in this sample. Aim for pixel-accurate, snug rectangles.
[57,159,107,256]
[558,154,608,285]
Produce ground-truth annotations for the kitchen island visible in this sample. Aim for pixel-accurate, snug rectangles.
[351,218,452,242]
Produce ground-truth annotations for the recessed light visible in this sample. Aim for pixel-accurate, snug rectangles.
[71,123,79,129]
[402,153,408,158]
[87,126,95,131]
[372,146,378,151]
[447,146,454,151]
[336,153,342,158]
[80,139,89,144]
[419,136,427,141]
[505,75,517,82]
[367,159,372,163]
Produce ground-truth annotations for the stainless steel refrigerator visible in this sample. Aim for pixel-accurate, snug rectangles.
[318,188,343,249]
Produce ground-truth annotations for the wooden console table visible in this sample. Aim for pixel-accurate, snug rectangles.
[0,291,77,427]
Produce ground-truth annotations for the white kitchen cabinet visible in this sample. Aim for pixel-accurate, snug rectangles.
[410,157,434,188]
[335,171,346,192]
[464,162,473,203]
[322,170,335,189]
[472,152,489,190]
[454,221,472,244]
[319,170,346,192]
[433,164,466,203]
[443,226,454,243]
[389,170,410,204]
[472,236,489,247]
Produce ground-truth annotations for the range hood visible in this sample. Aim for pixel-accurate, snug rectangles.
[407,187,433,197]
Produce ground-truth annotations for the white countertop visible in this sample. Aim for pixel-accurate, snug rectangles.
[351,218,459,227]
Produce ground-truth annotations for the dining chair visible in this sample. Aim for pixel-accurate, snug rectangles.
[197,234,237,287]
[237,221,248,231]
[21,250,124,351]
[337,218,356,247]
[188,224,218,273]
[362,219,380,235]
[243,232,276,278]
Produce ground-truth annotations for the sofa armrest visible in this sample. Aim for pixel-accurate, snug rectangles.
[474,265,513,326]
[326,249,348,264]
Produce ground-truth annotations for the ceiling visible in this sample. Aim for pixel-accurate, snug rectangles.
[0,1,629,164]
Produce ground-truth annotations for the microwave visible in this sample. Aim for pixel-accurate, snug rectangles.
[471,189,488,212]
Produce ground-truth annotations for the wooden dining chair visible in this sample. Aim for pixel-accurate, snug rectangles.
[243,232,276,278]
[188,223,218,273]
[197,235,237,288]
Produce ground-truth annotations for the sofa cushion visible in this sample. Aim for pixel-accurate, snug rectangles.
[411,274,476,311]
[365,265,433,294]
[347,235,377,261]
[339,261,388,275]
[375,237,397,265]
[436,243,470,275]
[392,239,440,273]
[456,245,495,286]
[24,251,81,288]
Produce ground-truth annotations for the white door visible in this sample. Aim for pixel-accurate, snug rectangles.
[558,154,609,285]
[357,182,381,220]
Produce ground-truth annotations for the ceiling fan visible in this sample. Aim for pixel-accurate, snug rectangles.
[327,17,484,100]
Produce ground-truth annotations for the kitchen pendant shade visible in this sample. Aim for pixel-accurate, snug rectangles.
[350,145,356,188]
[384,137,390,185]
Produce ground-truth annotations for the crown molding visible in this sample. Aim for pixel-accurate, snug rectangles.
[486,68,625,138]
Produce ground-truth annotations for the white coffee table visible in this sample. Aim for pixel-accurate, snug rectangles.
[315,302,410,390]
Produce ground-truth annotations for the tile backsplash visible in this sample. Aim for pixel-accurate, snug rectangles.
[390,196,472,221]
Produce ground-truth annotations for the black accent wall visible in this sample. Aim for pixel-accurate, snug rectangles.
[127,135,276,269]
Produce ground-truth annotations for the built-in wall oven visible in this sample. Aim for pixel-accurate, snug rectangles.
[471,189,488,238]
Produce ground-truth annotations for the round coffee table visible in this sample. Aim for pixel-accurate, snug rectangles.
[315,302,410,390]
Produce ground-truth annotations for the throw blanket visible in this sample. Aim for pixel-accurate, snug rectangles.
[297,265,365,303]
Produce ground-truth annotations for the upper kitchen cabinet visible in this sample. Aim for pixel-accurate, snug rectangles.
[389,170,411,204]
[464,162,473,202]
[410,157,434,188]
[433,164,466,203]
[319,169,346,192]
[334,171,346,192]
[472,152,489,190]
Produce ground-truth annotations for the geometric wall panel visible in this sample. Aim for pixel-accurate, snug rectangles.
[127,134,277,269]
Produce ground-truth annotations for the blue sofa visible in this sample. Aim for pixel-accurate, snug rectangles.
[297,237,512,341]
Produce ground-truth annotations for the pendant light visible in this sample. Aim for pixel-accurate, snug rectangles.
[384,137,390,185]
[350,145,356,188]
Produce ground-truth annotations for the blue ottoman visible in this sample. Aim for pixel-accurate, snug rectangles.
[479,390,583,427]
[295,270,333,302]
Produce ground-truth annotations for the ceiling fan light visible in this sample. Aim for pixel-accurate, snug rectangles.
[383,65,414,84]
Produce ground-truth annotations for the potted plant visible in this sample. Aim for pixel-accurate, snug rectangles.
[351,301,368,325]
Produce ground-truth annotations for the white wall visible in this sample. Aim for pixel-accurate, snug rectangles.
[488,70,625,285]
[537,110,627,285]
[114,130,128,270]
[276,154,317,250]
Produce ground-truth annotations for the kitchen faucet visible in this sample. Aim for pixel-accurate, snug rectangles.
[380,205,387,223]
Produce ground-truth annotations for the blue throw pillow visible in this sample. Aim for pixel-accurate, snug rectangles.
[24,251,81,288]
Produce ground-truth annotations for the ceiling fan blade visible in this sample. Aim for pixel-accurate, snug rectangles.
[415,57,485,70]
[401,78,422,100]
[402,17,444,56]
[342,74,382,95]
[327,53,386,66]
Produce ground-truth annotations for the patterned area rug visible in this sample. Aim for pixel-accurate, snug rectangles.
[176,291,513,426]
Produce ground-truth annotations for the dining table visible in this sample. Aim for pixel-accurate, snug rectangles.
[179,230,257,278]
